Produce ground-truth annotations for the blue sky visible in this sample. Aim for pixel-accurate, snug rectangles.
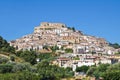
[0,0,120,44]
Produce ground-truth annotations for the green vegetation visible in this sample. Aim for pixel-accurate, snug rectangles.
[86,63,120,80]
[0,35,120,80]
[0,64,13,73]
[0,36,15,53]
[37,60,74,80]
[38,53,52,60]
[0,36,74,80]
[10,55,15,61]
[75,64,120,80]
[115,52,120,55]
[68,27,76,32]
[0,61,72,79]
[75,63,120,80]
[0,57,9,64]
[38,45,59,62]
[16,50,37,65]
[73,57,80,60]
[0,60,74,80]
[0,71,38,80]
[102,71,120,80]
[65,48,73,53]
[50,45,59,52]
[102,63,120,80]
[76,65,89,73]
[37,53,56,62]
[109,43,120,49]
[43,45,49,50]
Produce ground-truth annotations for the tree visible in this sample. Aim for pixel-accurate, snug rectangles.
[66,67,72,72]
[43,45,49,50]
[97,63,110,72]
[37,60,73,80]
[0,71,39,80]
[86,64,110,79]
[109,43,120,49]
[67,27,76,32]
[65,48,73,53]
[0,36,15,53]
[50,45,59,52]
[102,71,120,80]
[61,46,64,50]
[71,27,75,32]
[86,67,96,76]
[0,57,9,64]
[20,50,37,65]
[16,50,23,56]
[38,53,52,61]
[76,65,89,73]
[10,55,15,61]
[37,60,57,80]
[12,62,34,73]
[107,62,120,72]
[0,64,13,73]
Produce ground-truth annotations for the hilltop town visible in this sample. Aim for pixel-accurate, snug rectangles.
[10,22,120,71]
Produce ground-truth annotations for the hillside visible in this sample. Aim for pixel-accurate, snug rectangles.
[0,24,120,80]
[9,22,118,55]
[0,36,24,63]
[0,35,75,80]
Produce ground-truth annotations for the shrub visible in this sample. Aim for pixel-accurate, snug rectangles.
[0,64,13,73]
